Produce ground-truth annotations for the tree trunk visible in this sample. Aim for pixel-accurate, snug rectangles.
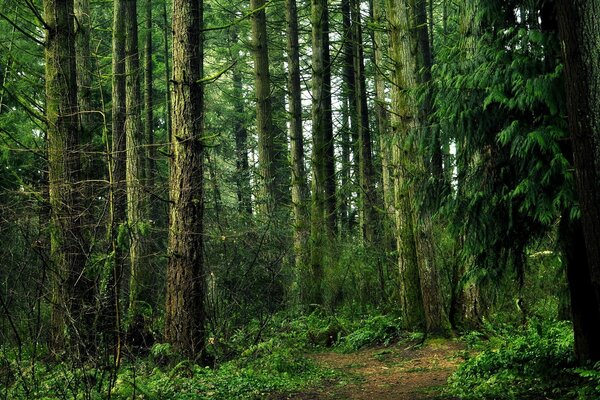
[556,0,600,362]
[386,0,424,329]
[125,0,149,323]
[371,0,393,224]
[144,0,156,199]
[44,0,92,351]
[388,0,451,335]
[165,0,207,361]
[162,1,172,144]
[230,28,252,215]
[74,0,95,152]
[341,0,358,235]
[308,0,335,305]
[286,0,309,272]
[351,0,378,244]
[250,0,279,213]
[559,215,600,362]
[104,0,128,358]
[416,0,444,199]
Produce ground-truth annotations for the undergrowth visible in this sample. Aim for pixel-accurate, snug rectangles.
[0,310,407,399]
[448,319,600,399]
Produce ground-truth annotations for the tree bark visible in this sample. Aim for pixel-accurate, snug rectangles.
[250,0,281,213]
[286,0,309,272]
[230,28,252,216]
[559,215,600,362]
[144,0,156,198]
[556,0,600,362]
[351,0,378,244]
[388,0,450,335]
[125,0,149,322]
[341,0,358,235]
[371,0,393,223]
[74,0,94,147]
[44,0,92,351]
[165,0,207,361]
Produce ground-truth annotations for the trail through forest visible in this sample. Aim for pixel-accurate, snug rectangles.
[277,340,465,400]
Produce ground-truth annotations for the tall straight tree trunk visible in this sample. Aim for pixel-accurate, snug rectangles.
[144,0,156,197]
[250,0,279,213]
[125,0,149,320]
[320,0,336,236]
[351,0,378,244]
[413,0,451,336]
[44,0,92,350]
[386,0,424,329]
[341,0,357,234]
[74,0,94,149]
[371,0,392,217]
[286,0,309,271]
[339,96,351,234]
[231,28,252,215]
[106,0,127,356]
[417,0,444,198]
[308,0,335,304]
[556,0,600,362]
[162,1,172,144]
[388,0,450,335]
[165,0,207,361]
[371,0,394,248]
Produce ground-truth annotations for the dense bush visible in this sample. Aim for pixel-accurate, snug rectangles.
[336,314,405,352]
[448,320,600,399]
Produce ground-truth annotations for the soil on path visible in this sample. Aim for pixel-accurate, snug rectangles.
[281,339,465,400]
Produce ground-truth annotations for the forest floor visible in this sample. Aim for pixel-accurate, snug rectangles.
[273,339,466,400]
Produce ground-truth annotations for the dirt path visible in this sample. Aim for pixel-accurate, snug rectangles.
[282,339,465,400]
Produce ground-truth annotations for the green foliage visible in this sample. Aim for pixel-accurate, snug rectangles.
[322,240,396,312]
[432,1,572,285]
[448,320,600,399]
[573,363,600,398]
[336,314,404,352]
[0,312,350,399]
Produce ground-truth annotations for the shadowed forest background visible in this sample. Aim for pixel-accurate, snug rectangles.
[1,0,600,398]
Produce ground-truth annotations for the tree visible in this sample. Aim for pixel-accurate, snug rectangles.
[144,0,156,195]
[286,0,309,271]
[230,28,252,216]
[125,0,149,324]
[371,0,393,230]
[44,0,93,350]
[556,0,600,362]
[74,0,94,147]
[105,0,127,354]
[308,0,335,304]
[350,0,378,244]
[250,0,282,213]
[164,0,207,361]
[387,0,450,335]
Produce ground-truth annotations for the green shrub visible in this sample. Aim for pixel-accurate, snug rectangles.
[448,320,598,399]
[337,314,404,352]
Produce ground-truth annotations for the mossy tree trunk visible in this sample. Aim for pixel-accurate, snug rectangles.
[286,0,309,273]
[104,0,127,355]
[230,28,252,216]
[251,0,283,214]
[388,0,451,335]
[165,0,207,362]
[351,0,378,245]
[341,0,357,235]
[125,0,150,323]
[308,0,335,305]
[44,0,92,351]
[371,0,394,239]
